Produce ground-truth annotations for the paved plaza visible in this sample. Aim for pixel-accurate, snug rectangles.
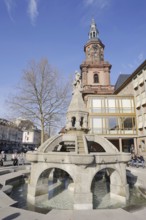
[0,199,146,220]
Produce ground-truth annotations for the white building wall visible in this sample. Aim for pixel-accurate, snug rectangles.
[132,68,146,152]
[23,131,34,143]
[22,130,41,147]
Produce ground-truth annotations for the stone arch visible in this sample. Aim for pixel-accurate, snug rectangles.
[86,135,118,153]
[89,164,128,205]
[27,163,76,205]
[38,134,63,152]
[91,167,111,208]
[90,166,114,189]
[90,165,124,190]
[33,164,75,188]
[39,167,74,201]
[94,136,118,153]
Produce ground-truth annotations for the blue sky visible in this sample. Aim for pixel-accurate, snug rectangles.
[0,0,146,118]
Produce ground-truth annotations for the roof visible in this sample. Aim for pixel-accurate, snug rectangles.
[115,74,130,91]
[114,60,146,94]
[0,118,15,127]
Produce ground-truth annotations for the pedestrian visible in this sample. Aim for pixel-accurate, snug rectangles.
[19,152,25,165]
[12,152,18,166]
[1,151,6,161]
[0,153,3,166]
[130,144,134,154]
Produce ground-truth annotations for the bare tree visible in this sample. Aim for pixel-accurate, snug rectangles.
[9,59,71,144]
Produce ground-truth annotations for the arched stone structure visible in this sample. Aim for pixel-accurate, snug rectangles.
[26,134,130,209]
[26,70,130,209]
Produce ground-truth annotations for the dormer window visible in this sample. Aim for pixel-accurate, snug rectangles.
[94,73,99,83]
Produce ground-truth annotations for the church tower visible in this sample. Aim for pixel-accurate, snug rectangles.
[80,19,114,96]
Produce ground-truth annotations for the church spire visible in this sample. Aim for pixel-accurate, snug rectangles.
[88,18,99,40]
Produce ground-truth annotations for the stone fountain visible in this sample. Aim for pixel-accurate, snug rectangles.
[26,72,130,210]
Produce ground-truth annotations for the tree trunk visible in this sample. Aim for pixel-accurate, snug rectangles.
[41,118,45,144]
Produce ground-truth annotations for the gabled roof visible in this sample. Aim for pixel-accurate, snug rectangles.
[114,60,146,94]
[115,74,130,91]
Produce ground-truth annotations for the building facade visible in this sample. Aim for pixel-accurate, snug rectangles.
[0,118,22,152]
[15,118,41,150]
[114,60,146,153]
[22,129,41,150]
[80,19,146,154]
[0,118,41,152]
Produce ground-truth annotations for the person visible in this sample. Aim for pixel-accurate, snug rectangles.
[0,153,3,166]
[11,153,15,161]
[12,152,18,166]
[137,155,145,167]
[128,145,131,153]
[19,152,25,165]
[131,153,137,166]
[130,144,134,154]
[1,151,6,161]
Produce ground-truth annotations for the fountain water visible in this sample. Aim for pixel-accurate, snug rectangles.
[9,168,146,213]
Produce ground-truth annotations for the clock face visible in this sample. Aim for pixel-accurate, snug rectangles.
[92,44,98,51]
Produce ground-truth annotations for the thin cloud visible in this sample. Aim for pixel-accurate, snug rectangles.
[132,53,144,67]
[138,53,144,62]
[4,0,15,21]
[122,53,144,71]
[27,0,39,25]
[4,0,39,25]
[127,63,134,69]
[81,0,111,27]
[84,0,110,9]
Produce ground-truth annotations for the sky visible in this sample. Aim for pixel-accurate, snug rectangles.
[0,0,146,118]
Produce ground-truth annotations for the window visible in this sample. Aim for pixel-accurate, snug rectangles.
[119,98,134,113]
[94,73,99,83]
[92,118,103,133]
[105,98,116,113]
[100,53,104,61]
[109,118,118,130]
[123,117,133,130]
[71,117,76,127]
[80,117,84,127]
[92,99,102,113]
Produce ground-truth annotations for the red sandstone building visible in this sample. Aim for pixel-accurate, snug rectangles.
[80,19,146,154]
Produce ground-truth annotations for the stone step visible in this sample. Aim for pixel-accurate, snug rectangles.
[78,143,84,148]
[79,150,85,153]
[77,135,85,154]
